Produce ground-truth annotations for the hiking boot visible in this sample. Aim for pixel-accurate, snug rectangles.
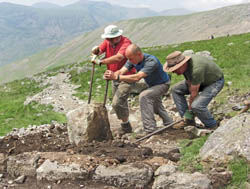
[185,119,196,126]
[173,119,195,129]
[205,122,219,130]
[120,122,132,133]
[173,120,187,129]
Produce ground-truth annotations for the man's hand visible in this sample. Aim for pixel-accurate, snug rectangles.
[91,54,102,65]
[104,70,117,80]
[91,46,100,55]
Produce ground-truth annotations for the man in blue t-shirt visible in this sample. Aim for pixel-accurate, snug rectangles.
[104,44,173,134]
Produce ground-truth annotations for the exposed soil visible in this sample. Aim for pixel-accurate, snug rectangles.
[0,124,189,189]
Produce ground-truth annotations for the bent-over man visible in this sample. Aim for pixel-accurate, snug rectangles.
[164,51,224,129]
[104,44,173,134]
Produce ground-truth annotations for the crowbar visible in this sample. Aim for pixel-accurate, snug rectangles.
[103,80,109,106]
[88,55,97,104]
[134,119,183,143]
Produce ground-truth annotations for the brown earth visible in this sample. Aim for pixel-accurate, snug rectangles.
[0,125,190,189]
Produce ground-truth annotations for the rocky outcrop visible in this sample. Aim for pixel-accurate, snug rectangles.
[67,103,113,145]
[200,113,250,164]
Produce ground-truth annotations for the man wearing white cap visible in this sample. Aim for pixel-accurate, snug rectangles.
[163,51,224,129]
[91,25,136,134]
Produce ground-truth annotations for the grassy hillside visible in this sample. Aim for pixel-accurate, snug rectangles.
[1,3,250,84]
[0,33,249,188]
[69,32,250,104]
[0,32,249,136]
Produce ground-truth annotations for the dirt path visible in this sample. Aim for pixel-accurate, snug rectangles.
[24,73,86,114]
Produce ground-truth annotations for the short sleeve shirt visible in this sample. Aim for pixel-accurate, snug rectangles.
[184,55,224,86]
[125,53,170,87]
[99,36,136,75]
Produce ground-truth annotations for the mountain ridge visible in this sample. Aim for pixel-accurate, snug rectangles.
[1,3,250,84]
[0,0,160,67]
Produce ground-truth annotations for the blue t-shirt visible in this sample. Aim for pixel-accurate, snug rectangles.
[125,53,170,87]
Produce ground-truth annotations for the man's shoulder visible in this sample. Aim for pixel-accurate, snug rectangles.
[121,36,132,44]
[191,54,213,64]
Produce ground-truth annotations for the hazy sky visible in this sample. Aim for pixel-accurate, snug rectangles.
[1,0,250,11]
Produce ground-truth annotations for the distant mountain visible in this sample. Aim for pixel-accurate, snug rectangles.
[1,3,250,84]
[0,0,158,67]
[32,2,61,9]
[159,8,195,16]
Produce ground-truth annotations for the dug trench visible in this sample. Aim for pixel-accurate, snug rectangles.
[0,123,190,189]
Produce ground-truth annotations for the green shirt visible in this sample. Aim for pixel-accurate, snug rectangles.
[184,55,223,86]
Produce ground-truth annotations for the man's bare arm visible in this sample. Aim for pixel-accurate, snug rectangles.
[119,71,147,83]
[101,53,124,65]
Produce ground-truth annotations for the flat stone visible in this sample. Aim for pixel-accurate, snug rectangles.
[93,163,153,188]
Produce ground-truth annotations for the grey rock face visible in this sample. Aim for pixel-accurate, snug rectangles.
[93,163,153,188]
[37,159,89,181]
[67,103,113,145]
[152,172,211,189]
[200,113,250,163]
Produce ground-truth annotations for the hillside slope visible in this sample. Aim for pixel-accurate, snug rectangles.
[0,0,158,67]
[0,3,250,84]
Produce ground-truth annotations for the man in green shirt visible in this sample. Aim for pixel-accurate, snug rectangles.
[163,51,224,129]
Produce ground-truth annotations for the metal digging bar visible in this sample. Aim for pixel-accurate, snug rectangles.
[134,119,184,143]
[103,80,109,106]
[88,55,96,104]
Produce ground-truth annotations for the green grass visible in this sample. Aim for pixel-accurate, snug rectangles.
[0,78,66,136]
[145,32,250,93]
[178,136,208,172]
[70,62,113,103]
[227,159,250,188]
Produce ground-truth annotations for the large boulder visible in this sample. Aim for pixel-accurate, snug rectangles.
[200,113,250,164]
[67,103,113,145]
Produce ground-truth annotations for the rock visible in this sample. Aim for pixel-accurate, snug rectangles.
[0,153,6,172]
[154,163,177,176]
[37,159,89,181]
[14,175,26,184]
[67,103,113,145]
[209,170,232,188]
[245,182,250,189]
[184,126,212,138]
[7,153,39,177]
[200,113,250,164]
[183,50,194,56]
[93,163,153,188]
[152,172,211,189]
[195,51,214,59]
